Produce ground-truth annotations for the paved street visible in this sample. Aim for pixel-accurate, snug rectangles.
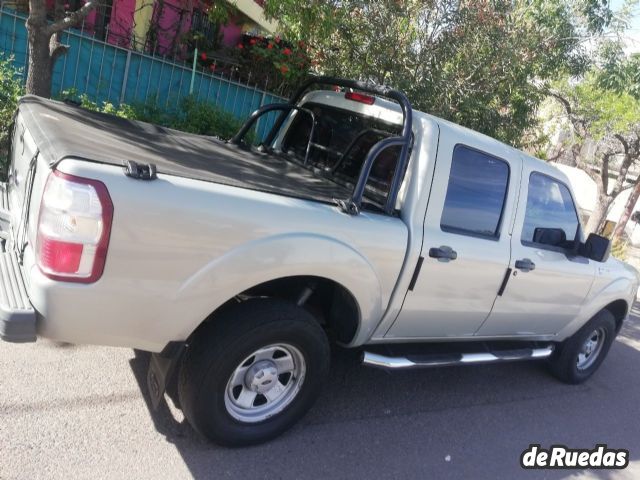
[2,305,640,480]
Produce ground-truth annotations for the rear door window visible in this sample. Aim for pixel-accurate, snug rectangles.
[280,102,403,209]
[440,145,510,238]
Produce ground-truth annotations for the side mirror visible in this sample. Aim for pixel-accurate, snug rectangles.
[533,227,566,247]
[579,233,611,262]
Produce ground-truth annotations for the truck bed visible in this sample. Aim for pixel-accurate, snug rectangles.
[17,96,352,203]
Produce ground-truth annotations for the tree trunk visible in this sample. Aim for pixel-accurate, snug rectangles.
[26,0,95,98]
[585,193,613,235]
[26,30,53,97]
[26,0,53,97]
[612,179,640,241]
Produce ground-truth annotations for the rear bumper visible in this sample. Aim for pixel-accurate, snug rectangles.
[0,249,36,343]
[0,183,36,343]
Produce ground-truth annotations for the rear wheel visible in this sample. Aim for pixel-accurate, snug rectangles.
[549,310,616,384]
[178,298,330,447]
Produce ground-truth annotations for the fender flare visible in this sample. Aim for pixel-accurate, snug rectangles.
[556,277,634,341]
[169,233,385,343]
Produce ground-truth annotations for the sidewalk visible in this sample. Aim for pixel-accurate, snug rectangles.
[624,245,640,300]
[626,245,640,270]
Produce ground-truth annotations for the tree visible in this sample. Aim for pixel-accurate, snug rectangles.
[26,0,98,97]
[546,75,640,235]
[612,178,640,241]
[600,51,640,240]
[265,0,613,146]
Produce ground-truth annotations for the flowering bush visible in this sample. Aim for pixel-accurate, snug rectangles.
[235,33,311,94]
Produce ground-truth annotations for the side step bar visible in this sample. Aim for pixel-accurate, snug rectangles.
[362,346,554,370]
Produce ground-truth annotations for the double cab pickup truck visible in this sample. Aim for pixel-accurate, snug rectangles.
[1,77,637,446]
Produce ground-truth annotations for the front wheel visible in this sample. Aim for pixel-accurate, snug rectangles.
[178,298,330,447]
[548,310,616,384]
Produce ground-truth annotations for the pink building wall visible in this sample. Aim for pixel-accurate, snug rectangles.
[220,16,243,47]
[47,0,253,53]
[150,0,194,55]
[107,0,137,47]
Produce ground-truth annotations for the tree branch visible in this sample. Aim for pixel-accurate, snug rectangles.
[547,90,588,139]
[47,1,97,35]
[50,40,68,63]
[601,153,611,193]
[614,133,630,156]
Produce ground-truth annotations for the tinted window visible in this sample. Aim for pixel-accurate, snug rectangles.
[281,102,402,208]
[522,173,579,248]
[440,146,510,238]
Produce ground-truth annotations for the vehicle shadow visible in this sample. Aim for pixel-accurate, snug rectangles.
[128,311,640,480]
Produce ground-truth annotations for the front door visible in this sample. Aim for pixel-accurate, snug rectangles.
[476,165,596,336]
[385,135,521,339]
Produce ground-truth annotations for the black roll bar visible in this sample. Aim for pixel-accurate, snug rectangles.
[234,76,413,215]
[229,104,317,166]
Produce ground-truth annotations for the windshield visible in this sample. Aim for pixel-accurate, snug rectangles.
[278,102,403,210]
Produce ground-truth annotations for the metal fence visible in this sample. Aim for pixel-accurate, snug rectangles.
[0,5,286,139]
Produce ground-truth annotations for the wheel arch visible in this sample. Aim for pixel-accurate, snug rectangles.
[198,275,363,345]
[602,299,629,333]
[172,233,386,347]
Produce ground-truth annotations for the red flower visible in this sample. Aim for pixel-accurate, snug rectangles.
[283,48,292,56]
[249,38,257,45]
[280,65,289,74]
[267,43,274,49]
[237,43,244,49]
[275,35,281,44]
[200,52,207,61]
[209,64,216,72]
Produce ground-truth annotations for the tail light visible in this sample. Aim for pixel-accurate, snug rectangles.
[345,91,375,105]
[36,171,113,283]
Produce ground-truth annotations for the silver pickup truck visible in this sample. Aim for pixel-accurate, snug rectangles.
[1,77,637,446]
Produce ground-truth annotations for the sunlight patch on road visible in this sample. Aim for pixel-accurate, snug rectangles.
[617,334,640,352]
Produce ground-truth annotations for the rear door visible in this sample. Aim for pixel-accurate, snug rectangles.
[385,132,521,339]
[476,164,596,336]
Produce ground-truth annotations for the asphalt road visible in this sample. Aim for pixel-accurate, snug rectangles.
[2,306,640,480]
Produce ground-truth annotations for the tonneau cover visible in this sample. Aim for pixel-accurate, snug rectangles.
[17,95,352,203]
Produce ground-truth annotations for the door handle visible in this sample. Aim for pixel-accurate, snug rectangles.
[428,246,457,261]
[514,258,536,272]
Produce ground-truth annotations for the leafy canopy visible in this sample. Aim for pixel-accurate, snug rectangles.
[265,0,613,146]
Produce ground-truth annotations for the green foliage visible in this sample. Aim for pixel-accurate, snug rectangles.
[59,89,247,141]
[172,96,249,140]
[0,55,25,172]
[265,0,614,146]
[201,0,238,26]
[59,89,139,119]
[551,74,640,142]
[597,43,640,99]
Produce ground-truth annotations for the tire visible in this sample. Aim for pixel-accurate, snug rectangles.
[548,309,616,384]
[178,298,330,447]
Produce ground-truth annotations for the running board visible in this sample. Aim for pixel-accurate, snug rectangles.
[362,346,554,370]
